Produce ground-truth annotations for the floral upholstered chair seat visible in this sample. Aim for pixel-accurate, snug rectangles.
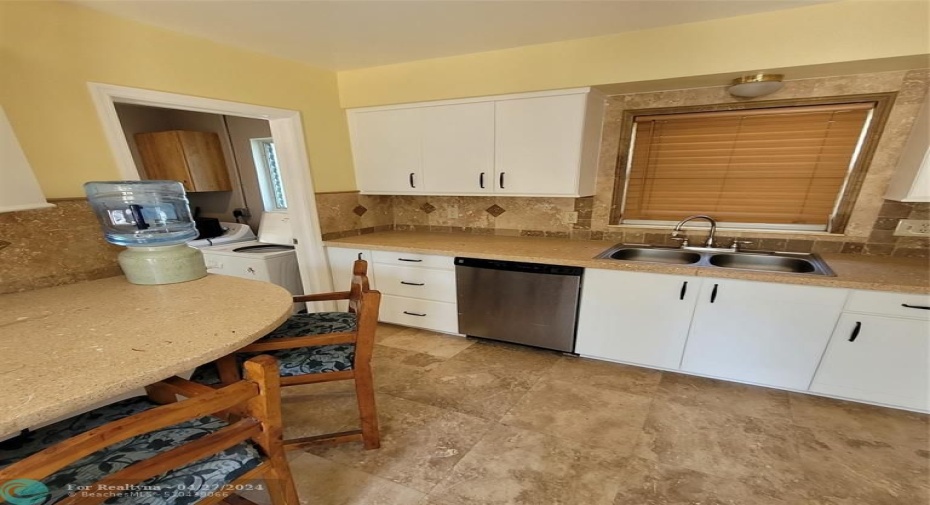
[193,312,358,385]
[0,397,262,505]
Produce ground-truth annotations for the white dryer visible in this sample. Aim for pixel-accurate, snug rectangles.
[199,213,303,297]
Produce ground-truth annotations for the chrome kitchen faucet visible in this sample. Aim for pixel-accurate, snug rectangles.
[671,215,718,248]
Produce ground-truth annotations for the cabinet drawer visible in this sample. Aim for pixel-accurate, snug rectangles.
[845,290,930,319]
[374,264,456,302]
[379,295,459,334]
[371,250,454,270]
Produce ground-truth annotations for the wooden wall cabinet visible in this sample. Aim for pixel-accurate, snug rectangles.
[135,130,232,192]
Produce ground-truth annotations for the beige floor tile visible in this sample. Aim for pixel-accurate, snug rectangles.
[788,392,930,448]
[377,323,412,342]
[380,357,541,421]
[379,328,475,359]
[612,457,808,505]
[429,424,627,505]
[500,378,652,455]
[792,425,930,504]
[543,356,663,396]
[448,339,561,374]
[308,394,492,493]
[635,400,809,487]
[372,344,446,392]
[283,452,426,505]
[280,382,360,441]
[655,372,792,422]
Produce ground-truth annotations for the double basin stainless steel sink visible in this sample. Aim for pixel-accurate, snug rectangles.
[597,244,835,276]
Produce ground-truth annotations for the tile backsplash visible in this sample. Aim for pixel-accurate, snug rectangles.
[317,191,929,259]
[0,200,122,294]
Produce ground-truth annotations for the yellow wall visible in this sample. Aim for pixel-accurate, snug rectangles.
[338,0,930,108]
[0,1,357,196]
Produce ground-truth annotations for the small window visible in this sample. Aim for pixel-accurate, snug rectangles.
[617,101,883,232]
[251,138,287,211]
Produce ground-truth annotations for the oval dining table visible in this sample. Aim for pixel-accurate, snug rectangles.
[0,274,293,439]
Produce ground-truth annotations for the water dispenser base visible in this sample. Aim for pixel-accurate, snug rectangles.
[119,244,207,285]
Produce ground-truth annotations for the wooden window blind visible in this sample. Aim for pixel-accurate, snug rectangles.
[622,103,873,229]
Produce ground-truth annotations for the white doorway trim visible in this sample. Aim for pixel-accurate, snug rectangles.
[87,82,335,305]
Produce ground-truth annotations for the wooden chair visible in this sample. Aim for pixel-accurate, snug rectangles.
[0,356,298,505]
[197,259,382,451]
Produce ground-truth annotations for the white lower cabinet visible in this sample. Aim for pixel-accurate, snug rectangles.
[372,252,459,334]
[681,279,847,390]
[576,270,702,369]
[810,292,930,411]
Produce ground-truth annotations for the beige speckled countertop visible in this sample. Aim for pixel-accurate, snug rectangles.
[0,275,292,438]
[327,232,930,294]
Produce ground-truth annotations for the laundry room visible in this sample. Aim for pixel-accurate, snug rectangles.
[114,104,304,296]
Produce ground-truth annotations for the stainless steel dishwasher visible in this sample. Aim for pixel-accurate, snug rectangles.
[454,257,584,353]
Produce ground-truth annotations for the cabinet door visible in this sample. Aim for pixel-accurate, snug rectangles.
[421,103,495,194]
[575,270,701,369]
[350,108,422,194]
[135,131,194,191]
[326,247,377,312]
[681,279,847,390]
[811,314,929,411]
[176,131,231,192]
[495,94,586,196]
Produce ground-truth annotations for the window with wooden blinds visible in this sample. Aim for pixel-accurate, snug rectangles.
[621,103,874,231]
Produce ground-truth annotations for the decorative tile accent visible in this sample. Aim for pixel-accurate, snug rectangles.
[485,204,506,217]
[420,202,437,214]
[352,205,368,217]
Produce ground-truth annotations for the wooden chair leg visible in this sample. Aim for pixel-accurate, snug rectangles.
[217,354,242,386]
[353,366,380,450]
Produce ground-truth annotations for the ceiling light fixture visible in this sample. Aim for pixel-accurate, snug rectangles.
[728,73,785,98]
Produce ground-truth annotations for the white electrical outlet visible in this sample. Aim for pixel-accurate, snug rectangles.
[565,211,579,224]
[893,219,930,237]
[447,205,459,219]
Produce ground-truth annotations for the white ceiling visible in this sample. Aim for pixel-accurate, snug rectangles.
[77,0,832,71]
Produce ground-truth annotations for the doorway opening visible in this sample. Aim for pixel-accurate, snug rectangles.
[87,83,334,305]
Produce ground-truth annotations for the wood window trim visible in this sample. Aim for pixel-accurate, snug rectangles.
[609,92,897,233]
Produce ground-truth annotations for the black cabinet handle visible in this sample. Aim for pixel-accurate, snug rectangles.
[400,281,425,286]
[848,321,862,342]
[710,284,718,303]
[398,258,422,262]
[479,172,485,189]
[357,252,363,260]
[679,281,688,300]
[499,172,505,189]
[403,311,427,317]
[409,172,416,188]
[902,304,930,310]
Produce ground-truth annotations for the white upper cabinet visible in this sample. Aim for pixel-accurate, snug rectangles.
[349,107,422,194]
[495,93,590,196]
[347,88,605,197]
[421,102,495,195]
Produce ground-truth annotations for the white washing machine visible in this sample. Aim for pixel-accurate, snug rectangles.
[199,213,304,297]
[188,222,256,249]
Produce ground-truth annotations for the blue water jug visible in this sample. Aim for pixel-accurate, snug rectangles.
[83,180,198,247]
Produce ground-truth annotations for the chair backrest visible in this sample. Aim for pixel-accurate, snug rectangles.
[0,356,288,504]
[347,259,371,314]
[347,259,380,366]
